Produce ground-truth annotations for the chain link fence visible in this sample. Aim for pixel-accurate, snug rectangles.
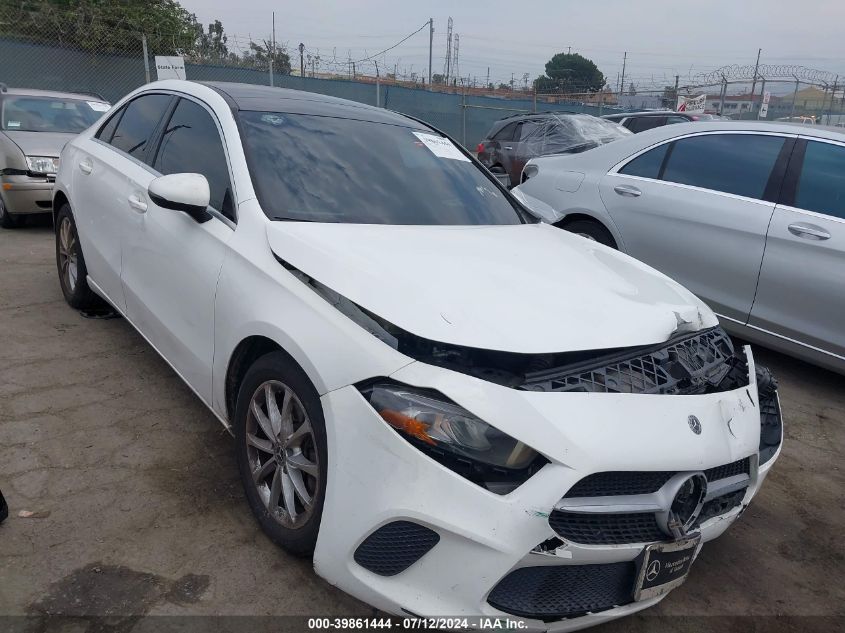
[0,18,615,148]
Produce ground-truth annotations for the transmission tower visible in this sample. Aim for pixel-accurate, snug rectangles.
[443,17,453,84]
[452,34,460,85]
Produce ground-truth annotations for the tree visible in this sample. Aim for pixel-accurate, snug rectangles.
[1,0,198,55]
[189,19,232,63]
[240,40,292,74]
[538,53,605,93]
[432,73,445,85]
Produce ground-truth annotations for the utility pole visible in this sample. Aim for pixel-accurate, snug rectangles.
[428,18,433,88]
[486,67,490,89]
[750,48,761,116]
[673,74,679,108]
[269,12,275,87]
[453,34,460,85]
[444,17,453,84]
[619,52,627,102]
[352,62,356,79]
[375,60,380,107]
[299,43,305,78]
[141,34,150,83]
[311,57,316,77]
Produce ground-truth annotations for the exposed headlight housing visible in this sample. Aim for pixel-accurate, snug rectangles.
[359,381,547,494]
[26,156,59,175]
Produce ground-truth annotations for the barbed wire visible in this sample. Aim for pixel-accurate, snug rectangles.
[693,64,839,86]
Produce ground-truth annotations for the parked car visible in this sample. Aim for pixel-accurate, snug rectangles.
[602,110,721,133]
[477,112,631,187]
[514,121,845,374]
[0,84,109,228]
[53,81,781,629]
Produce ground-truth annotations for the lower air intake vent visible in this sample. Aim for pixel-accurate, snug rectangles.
[488,562,636,621]
[354,521,440,576]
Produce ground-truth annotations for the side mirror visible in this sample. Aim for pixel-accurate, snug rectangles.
[148,173,211,222]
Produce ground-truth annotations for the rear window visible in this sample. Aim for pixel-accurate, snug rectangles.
[1,96,108,133]
[239,112,525,225]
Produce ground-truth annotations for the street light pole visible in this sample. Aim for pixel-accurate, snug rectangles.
[299,43,305,78]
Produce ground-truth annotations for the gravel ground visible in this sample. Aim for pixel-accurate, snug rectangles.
[1,218,843,632]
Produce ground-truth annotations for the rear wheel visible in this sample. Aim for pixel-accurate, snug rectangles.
[0,196,19,229]
[55,204,102,310]
[235,351,328,557]
[561,219,617,249]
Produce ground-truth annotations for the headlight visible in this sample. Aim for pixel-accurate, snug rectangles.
[360,382,546,494]
[26,156,59,175]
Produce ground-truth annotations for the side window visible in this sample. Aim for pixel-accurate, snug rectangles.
[95,107,124,143]
[492,122,518,141]
[661,134,785,199]
[153,98,235,220]
[627,117,666,133]
[109,94,172,161]
[517,120,541,140]
[619,143,670,179]
[794,141,845,219]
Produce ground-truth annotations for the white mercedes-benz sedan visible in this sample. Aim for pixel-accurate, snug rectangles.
[52,80,782,630]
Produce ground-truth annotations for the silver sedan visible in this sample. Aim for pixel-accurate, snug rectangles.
[513,121,845,374]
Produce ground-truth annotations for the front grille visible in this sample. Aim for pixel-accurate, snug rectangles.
[487,562,636,621]
[703,458,750,482]
[695,489,747,526]
[564,471,674,498]
[551,458,752,545]
[522,327,735,395]
[353,521,440,576]
[549,511,664,545]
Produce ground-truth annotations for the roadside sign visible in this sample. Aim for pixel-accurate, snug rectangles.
[759,91,771,118]
[155,56,186,80]
[677,94,706,114]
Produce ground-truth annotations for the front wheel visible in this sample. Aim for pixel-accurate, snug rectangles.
[0,196,19,229]
[235,351,328,557]
[561,219,617,249]
[55,204,102,309]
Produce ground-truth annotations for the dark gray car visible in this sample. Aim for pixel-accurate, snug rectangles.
[0,85,109,228]
[476,113,631,187]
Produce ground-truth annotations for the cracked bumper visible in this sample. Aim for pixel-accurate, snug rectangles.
[312,346,779,630]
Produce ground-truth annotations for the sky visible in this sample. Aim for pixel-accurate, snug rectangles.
[180,0,845,94]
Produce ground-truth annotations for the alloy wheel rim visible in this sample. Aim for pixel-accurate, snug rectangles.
[58,217,78,292]
[246,380,319,528]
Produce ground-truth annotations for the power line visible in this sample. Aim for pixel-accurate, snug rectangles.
[348,21,429,65]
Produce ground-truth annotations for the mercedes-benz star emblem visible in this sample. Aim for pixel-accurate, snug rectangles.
[646,560,661,582]
[661,473,708,539]
[687,415,702,435]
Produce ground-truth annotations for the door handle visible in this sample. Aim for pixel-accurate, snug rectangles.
[78,159,93,175]
[127,193,148,213]
[788,223,830,240]
[614,184,642,197]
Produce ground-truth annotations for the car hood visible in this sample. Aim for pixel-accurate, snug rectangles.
[2,130,76,157]
[265,221,718,354]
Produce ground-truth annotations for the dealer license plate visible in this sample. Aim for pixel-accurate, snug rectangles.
[634,536,700,601]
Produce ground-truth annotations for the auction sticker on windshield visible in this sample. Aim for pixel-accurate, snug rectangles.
[413,131,470,161]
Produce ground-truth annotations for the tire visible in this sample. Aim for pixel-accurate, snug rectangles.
[55,204,102,310]
[561,219,617,249]
[0,196,18,229]
[234,351,328,557]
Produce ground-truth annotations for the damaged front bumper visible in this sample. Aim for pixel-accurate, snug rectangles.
[312,345,782,630]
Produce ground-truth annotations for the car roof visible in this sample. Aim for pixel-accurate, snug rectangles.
[199,81,427,129]
[0,85,108,102]
[634,119,845,143]
[607,111,680,118]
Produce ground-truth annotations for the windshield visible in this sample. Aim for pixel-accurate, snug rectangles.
[239,111,525,225]
[1,96,108,133]
[524,114,632,156]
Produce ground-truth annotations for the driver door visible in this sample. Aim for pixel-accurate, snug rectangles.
[120,96,236,403]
